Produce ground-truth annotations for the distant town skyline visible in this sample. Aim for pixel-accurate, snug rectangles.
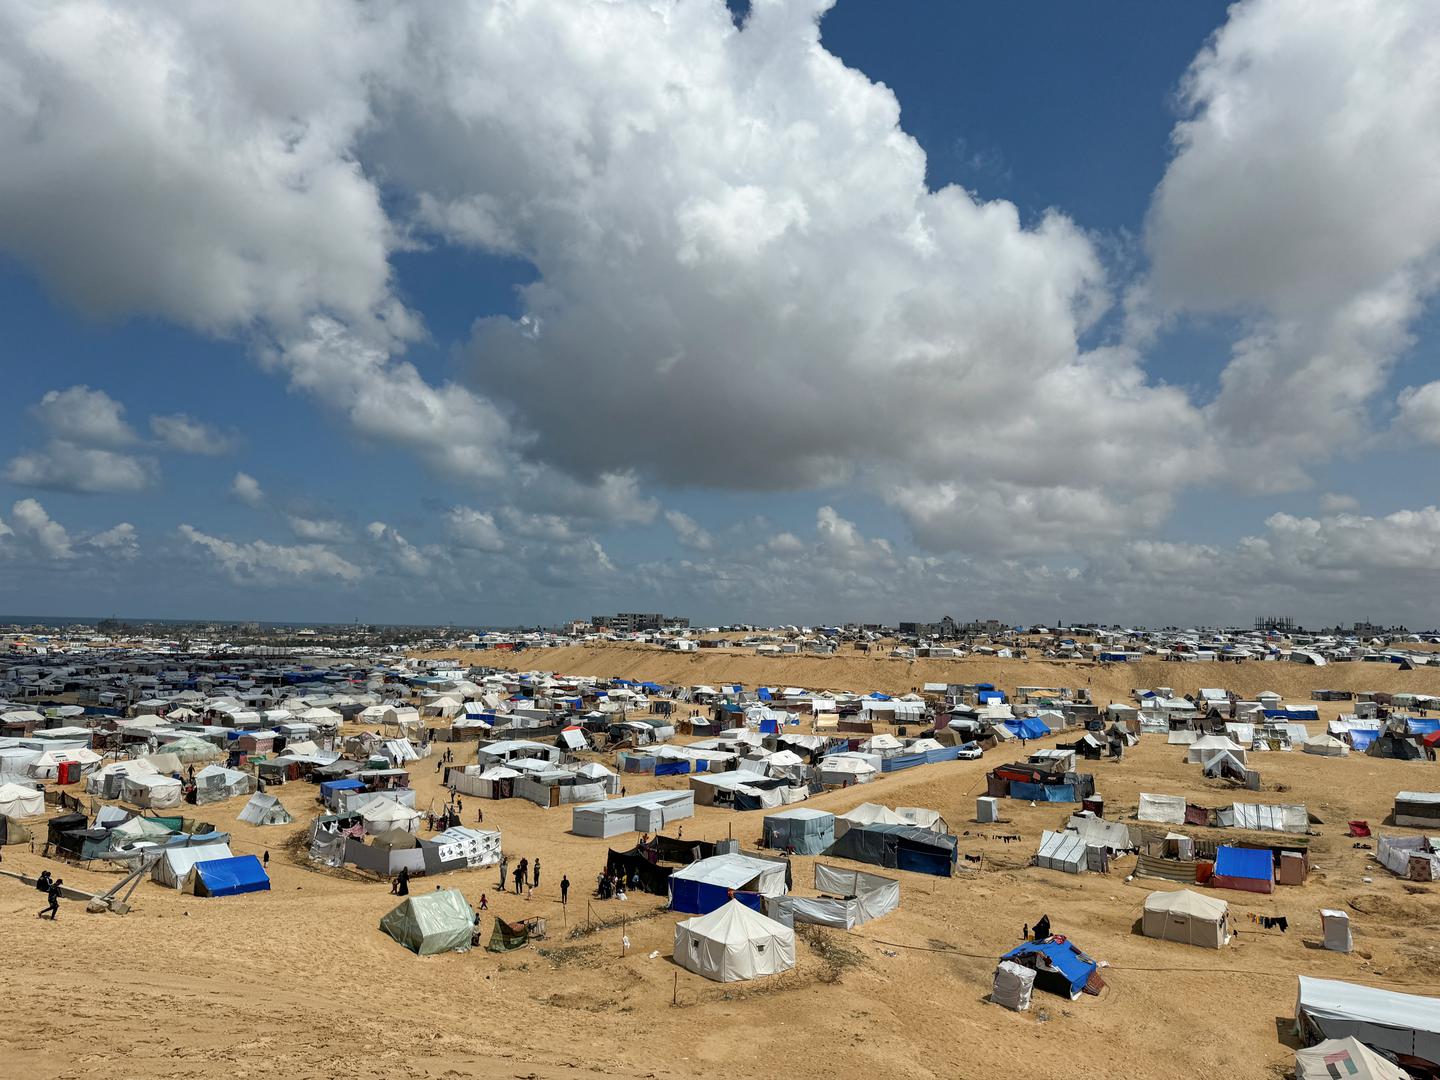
[2,2,1440,628]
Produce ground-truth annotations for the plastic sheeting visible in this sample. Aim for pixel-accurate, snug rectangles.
[1296,976,1440,1063]
[991,960,1035,1012]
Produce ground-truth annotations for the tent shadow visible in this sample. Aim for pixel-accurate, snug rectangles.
[1273,1016,1303,1050]
[1129,916,1145,937]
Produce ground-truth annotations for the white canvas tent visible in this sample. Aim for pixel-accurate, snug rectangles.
[357,797,422,835]
[1141,889,1232,948]
[1303,734,1350,757]
[834,802,906,837]
[0,782,45,819]
[122,772,183,809]
[673,899,796,983]
[1186,735,1248,765]
[1295,1038,1409,1080]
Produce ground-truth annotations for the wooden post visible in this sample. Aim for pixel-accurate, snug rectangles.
[673,970,679,1005]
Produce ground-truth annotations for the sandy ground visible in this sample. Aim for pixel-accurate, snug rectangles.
[3,650,1439,1080]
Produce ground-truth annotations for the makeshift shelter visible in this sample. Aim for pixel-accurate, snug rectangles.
[762,807,835,855]
[1367,734,1422,760]
[357,797,422,835]
[193,764,254,804]
[181,854,270,897]
[834,802,906,837]
[1141,889,1232,948]
[1186,735,1248,765]
[237,792,293,826]
[1295,1038,1409,1080]
[766,864,900,930]
[1138,793,1187,825]
[1212,845,1275,894]
[991,960,1036,1012]
[380,888,477,955]
[0,782,45,819]
[1295,977,1440,1064]
[427,826,501,868]
[823,822,958,877]
[673,899,796,983]
[1393,792,1440,829]
[156,735,220,763]
[999,939,1101,1000]
[487,916,531,952]
[1321,909,1353,953]
[669,852,789,914]
[570,790,694,838]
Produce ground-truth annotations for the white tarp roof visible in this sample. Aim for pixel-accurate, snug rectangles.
[671,853,788,897]
[1231,802,1309,834]
[1143,888,1229,920]
[1296,976,1440,1063]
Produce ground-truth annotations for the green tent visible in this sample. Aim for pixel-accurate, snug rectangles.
[486,916,530,952]
[379,888,476,956]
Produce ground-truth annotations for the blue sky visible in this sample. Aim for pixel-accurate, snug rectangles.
[1,0,1438,628]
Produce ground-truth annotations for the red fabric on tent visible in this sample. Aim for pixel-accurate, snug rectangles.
[1347,820,1371,837]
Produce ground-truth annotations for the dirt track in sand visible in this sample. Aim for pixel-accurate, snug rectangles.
[3,646,1439,1080]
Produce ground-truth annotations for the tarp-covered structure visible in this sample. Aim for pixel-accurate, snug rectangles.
[765,863,899,930]
[194,764,254,804]
[673,899,796,982]
[824,822,958,877]
[181,854,270,897]
[999,938,1101,1000]
[669,852,789,914]
[237,792,293,826]
[1296,977,1440,1066]
[380,888,476,955]
[762,807,835,855]
[0,782,45,819]
[1212,845,1275,894]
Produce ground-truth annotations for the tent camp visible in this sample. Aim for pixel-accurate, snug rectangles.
[1295,1038,1410,1080]
[669,852,789,914]
[673,898,796,983]
[1212,846,1275,894]
[762,807,835,855]
[0,782,45,819]
[380,888,476,955]
[237,792,293,826]
[1141,889,1232,948]
[181,854,270,897]
[1295,977,1440,1064]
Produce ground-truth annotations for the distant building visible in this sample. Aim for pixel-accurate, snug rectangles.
[590,613,687,633]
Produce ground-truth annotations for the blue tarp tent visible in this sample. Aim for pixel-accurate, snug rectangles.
[1009,780,1078,802]
[669,878,763,915]
[1000,939,1098,999]
[185,854,270,897]
[977,690,1007,704]
[1003,718,1051,740]
[654,759,690,776]
[1212,845,1274,894]
[1264,708,1320,722]
[320,778,365,799]
[1406,717,1440,735]
[758,688,773,702]
[1348,729,1378,751]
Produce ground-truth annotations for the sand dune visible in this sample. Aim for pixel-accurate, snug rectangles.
[4,646,1439,1080]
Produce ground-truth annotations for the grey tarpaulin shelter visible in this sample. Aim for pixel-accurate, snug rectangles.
[762,807,835,855]
[765,863,899,929]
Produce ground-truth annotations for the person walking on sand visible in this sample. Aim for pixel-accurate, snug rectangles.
[532,857,540,889]
[39,878,62,920]
[479,893,488,911]
[263,850,270,869]
[560,875,570,906]
[498,855,509,892]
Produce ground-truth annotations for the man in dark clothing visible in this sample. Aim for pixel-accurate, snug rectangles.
[513,865,524,893]
[560,875,569,905]
[39,878,62,920]
[532,858,541,888]
[263,850,270,868]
